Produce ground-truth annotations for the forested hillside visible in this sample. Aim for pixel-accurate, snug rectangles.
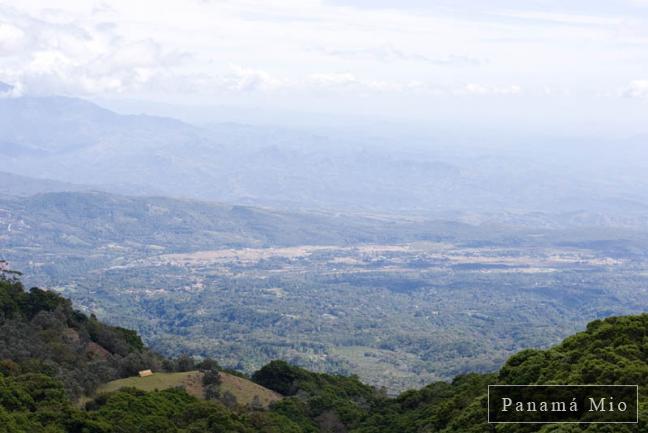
[0,262,160,399]
[0,267,646,432]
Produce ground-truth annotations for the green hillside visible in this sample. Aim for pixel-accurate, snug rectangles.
[96,371,204,398]
[95,370,282,408]
[218,371,283,408]
[0,268,646,432]
[350,314,648,432]
[0,263,161,399]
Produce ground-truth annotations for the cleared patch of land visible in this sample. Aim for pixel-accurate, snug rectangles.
[146,242,624,274]
[96,371,204,398]
[218,372,282,408]
[94,371,281,408]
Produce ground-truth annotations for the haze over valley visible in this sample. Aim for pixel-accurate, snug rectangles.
[0,156,648,393]
[3,92,648,219]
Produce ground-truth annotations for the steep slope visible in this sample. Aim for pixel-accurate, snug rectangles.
[0,266,161,400]
[0,268,301,433]
[349,314,648,432]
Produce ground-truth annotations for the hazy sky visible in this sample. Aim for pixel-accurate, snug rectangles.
[1,0,648,134]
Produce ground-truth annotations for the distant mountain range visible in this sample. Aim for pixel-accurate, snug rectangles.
[2,94,648,217]
[0,170,162,198]
[3,188,648,259]
[0,190,489,258]
[0,171,93,197]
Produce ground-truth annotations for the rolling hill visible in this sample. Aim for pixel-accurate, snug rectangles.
[0,171,94,197]
[0,190,481,255]
[95,370,282,409]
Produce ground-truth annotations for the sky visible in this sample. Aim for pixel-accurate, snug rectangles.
[1,0,648,135]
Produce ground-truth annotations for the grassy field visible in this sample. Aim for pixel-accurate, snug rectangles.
[218,372,282,408]
[96,371,204,398]
[93,371,282,408]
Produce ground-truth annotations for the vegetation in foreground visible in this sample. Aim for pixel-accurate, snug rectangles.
[0,268,646,432]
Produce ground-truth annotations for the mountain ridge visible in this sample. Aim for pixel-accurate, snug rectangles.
[4,94,648,216]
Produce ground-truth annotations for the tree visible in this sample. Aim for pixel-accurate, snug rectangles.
[176,355,195,372]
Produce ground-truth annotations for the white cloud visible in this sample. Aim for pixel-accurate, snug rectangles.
[224,65,283,92]
[309,72,358,87]
[0,6,187,95]
[306,73,429,93]
[623,80,648,98]
[0,0,647,131]
[493,10,623,26]
[0,2,545,100]
[0,5,266,96]
[457,83,522,96]
[313,45,483,65]
[0,22,25,54]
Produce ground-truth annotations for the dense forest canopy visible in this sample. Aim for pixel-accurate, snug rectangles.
[0,267,646,432]
[0,262,160,399]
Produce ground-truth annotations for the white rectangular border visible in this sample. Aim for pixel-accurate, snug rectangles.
[487,384,639,424]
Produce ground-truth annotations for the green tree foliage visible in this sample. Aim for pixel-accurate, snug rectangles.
[0,270,646,432]
[0,271,160,399]
[0,272,306,432]
[254,360,383,431]
[351,314,648,433]
[197,358,221,372]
